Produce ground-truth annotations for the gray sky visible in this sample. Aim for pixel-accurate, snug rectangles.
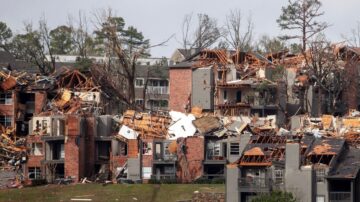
[1,0,359,57]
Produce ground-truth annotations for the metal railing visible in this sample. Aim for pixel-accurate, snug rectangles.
[239,177,270,189]
[146,86,169,94]
[329,192,351,202]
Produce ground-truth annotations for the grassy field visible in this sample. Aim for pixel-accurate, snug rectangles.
[0,184,225,202]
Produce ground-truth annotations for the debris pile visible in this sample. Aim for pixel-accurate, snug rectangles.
[0,126,27,168]
[292,110,360,148]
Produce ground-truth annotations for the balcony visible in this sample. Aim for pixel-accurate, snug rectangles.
[239,177,271,192]
[329,192,351,202]
[152,174,176,180]
[146,86,169,95]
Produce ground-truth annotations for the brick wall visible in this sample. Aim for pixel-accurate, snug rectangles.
[128,139,139,158]
[177,136,204,182]
[26,135,44,168]
[169,68,192,112]
[0,91,15,128]
[343,62,358,110]
[85,117,95,177]
[64,115,81,182]
[34,92,47,115]
[141,139,153,167]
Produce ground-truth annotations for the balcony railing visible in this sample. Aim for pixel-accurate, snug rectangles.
[329,192,351,202]
[153,174,176,180]
[239,177,271,192]
[154,154,177,162]
[146,86,169,95]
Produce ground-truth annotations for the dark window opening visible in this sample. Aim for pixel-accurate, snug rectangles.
[0,115,12,127]
[96,141,111,161]
[0,93,13,105]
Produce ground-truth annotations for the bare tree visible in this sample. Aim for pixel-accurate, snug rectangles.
[224,9,254,51]
[93,8,171,107]
[68,11,92,58]
[305,35,347,115]
[277,0,329,52]
[342,21,360,47]
[180,13,221,51]
[181,14,192,50]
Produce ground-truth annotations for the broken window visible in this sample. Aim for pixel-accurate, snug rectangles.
[28,167,41,180]
[135,78,144,87]
[316,168,326,183]
[30,143,43,156]
[0,115,12,127]
[119,141,127,156]
[49,142,64,160]
[230,142,240,155]
[155,143,161,160]
[206,142,221,159]
[96,141,111,161]
[0,93,12,105]
[142,142,152,155]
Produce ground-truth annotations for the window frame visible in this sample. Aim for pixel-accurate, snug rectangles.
[135,78,144,88]
[28,167,41,180]
[230,142,240,155]
[135,99,144,106]
[0,115,12,127]
[316,168,326,183]
[0,93,13,105]
[30,142,43,156]
[274,169,284,184]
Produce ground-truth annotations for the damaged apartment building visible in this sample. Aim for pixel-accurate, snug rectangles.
[0,62,125,185]
[225,108,360,202]
[110,107,279,184]
[169,49,283,124]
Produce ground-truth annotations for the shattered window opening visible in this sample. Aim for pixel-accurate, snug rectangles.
[28,167,41,180]
[0,93,12,105]
[0,115,12,127]
[142,142,152,155]
[30,143,43,156]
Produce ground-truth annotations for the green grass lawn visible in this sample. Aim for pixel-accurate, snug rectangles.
[0,184,225,202]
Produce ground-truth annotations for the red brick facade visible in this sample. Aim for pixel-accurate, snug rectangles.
[141,139,153,167]
[64,115,83,182]
[34,92,47,115]
[177,136,204,182]
[169,68,192,112]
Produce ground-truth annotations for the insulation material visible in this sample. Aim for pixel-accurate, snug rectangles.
[168,111,196,140]
[120,110,171,139]
[74,92,101,103]
[168,141,177,154]
[321,115,334,130]
[55,89,72,107]
[119,125,138,139]
[343,118,360,128]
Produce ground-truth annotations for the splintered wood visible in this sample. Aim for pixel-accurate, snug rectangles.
[0,126,27,167]
[121,110,171,139]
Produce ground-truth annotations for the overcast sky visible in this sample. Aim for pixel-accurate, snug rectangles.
[1,0,359,57]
